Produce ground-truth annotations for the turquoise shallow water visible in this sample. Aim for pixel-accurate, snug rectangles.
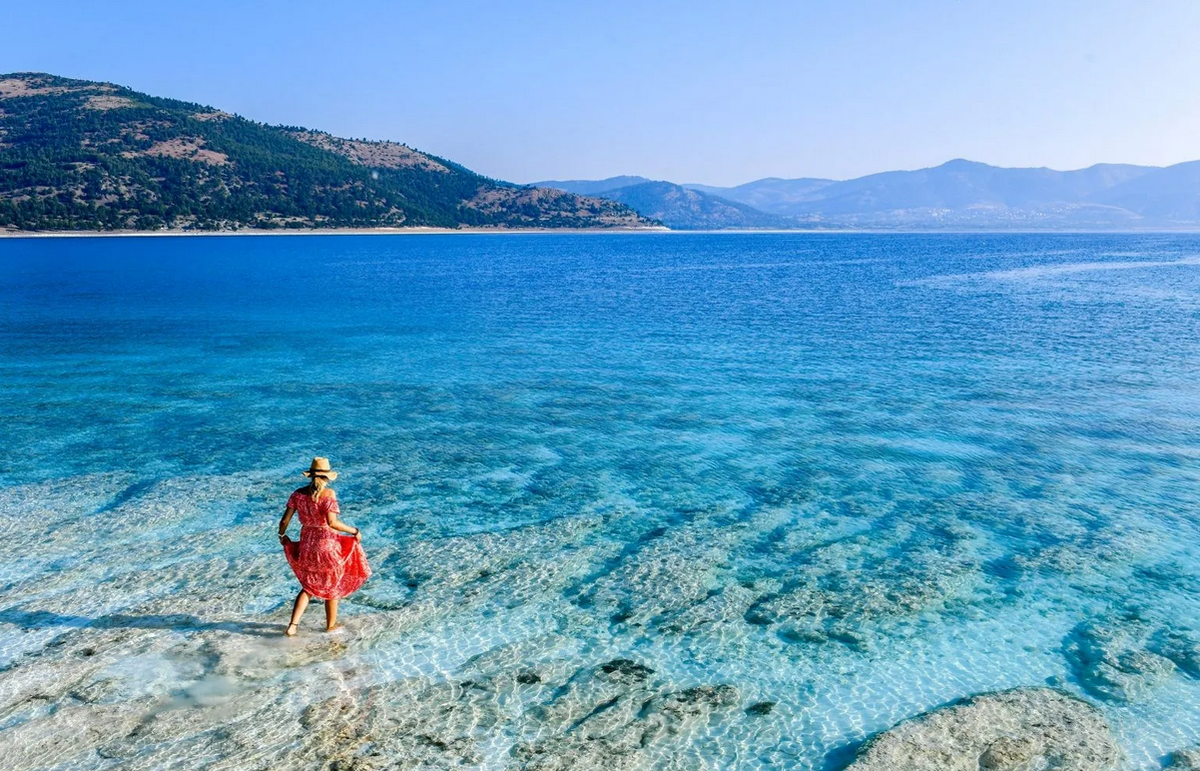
[4,233,1200,769]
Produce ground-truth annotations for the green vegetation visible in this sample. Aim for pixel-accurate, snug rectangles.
[0,73,649,231]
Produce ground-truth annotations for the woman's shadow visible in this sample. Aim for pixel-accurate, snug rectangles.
[0,607,279,637]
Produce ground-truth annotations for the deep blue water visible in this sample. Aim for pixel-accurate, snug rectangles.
[4,233,1200,769]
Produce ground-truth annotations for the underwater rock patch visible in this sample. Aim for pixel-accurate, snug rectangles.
[656,582,759,635]
[4,702,146,771]
[745,700,776,716]
[512,658,741,770]
[844,687,1121,771]
[745,523,980,649]
[1006,509,1154,579]
[1150,629,1200,678]
[287,677,501,769]
[397,514,605,621]
[577,521,729,629]
[511,685,742,769]
[652,684,739,717]
[979,735,1040,770]
[598,658,655,685]
[1169,748,1200,769]
[1063,614,1200,702]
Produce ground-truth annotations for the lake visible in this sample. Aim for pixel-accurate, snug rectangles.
[4,232,1200,769]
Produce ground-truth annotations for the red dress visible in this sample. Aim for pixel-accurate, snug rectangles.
[282,488,371,600]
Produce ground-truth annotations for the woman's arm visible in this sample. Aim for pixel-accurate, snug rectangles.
[278,506,295,543]
[324,496,362,540]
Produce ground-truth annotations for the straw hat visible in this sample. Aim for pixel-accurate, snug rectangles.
[302,457,339,481]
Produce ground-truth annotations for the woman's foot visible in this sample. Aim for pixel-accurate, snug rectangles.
[284,623,299,637]
[325,623,344,633]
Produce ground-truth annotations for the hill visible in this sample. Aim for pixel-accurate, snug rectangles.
[536,177,790,229]
[784,159,1158,227]
[590,181,790,229]
[0,73,652,232]
[1091,161,1200,224]
[531,176,654,196]
[684,177,835,215]
[554,159,1200,229]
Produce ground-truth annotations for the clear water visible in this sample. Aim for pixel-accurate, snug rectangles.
[3,232,1200,769]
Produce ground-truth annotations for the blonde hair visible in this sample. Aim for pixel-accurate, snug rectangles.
[309,475,330,502]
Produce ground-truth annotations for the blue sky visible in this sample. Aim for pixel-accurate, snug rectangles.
[6,1,1199,185]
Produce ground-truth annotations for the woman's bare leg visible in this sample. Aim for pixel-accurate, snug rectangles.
[286,590,310,635]
[325,597,341,631]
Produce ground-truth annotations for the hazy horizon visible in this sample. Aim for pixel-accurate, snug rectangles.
[5,0,1200,186]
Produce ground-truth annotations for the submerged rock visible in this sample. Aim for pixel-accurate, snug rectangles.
[1150,629,1200,678]
[745,700,776,716]
[511,658,741,770]
[292,677,501,769]
[1063,617,1175,702]
[597,658,655,685]
[1063,614,1200,702]
[653,684,740,717]
[745,523,981,650]
[573,519,732,631]
[979,735,1039,770]
[1169,748,1200,769]
[844,687,1121,771]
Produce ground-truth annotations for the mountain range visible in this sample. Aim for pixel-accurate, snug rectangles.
[537,159,1200,230]
[0,73,652,232]
[564,180,791,230]
[4,71,1198,233]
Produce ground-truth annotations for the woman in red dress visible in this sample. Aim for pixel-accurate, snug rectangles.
[277,457,371,635]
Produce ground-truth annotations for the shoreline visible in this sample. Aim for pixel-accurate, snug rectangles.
[6,226,1200,238]
[0,226,670,239]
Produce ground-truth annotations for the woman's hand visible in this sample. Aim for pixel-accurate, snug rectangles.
[354,529,363,543]
[278,506,295,545]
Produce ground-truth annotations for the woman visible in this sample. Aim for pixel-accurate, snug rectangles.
[278,457,371,635]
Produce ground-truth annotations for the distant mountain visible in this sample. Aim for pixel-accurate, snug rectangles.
[784,159,1159,226]
[1091,161,1200,224]
[532,176,655,196]
[0,73,653,232]
[541,180,790,229]
[644,159,1200,229]
[684,178,835,215]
